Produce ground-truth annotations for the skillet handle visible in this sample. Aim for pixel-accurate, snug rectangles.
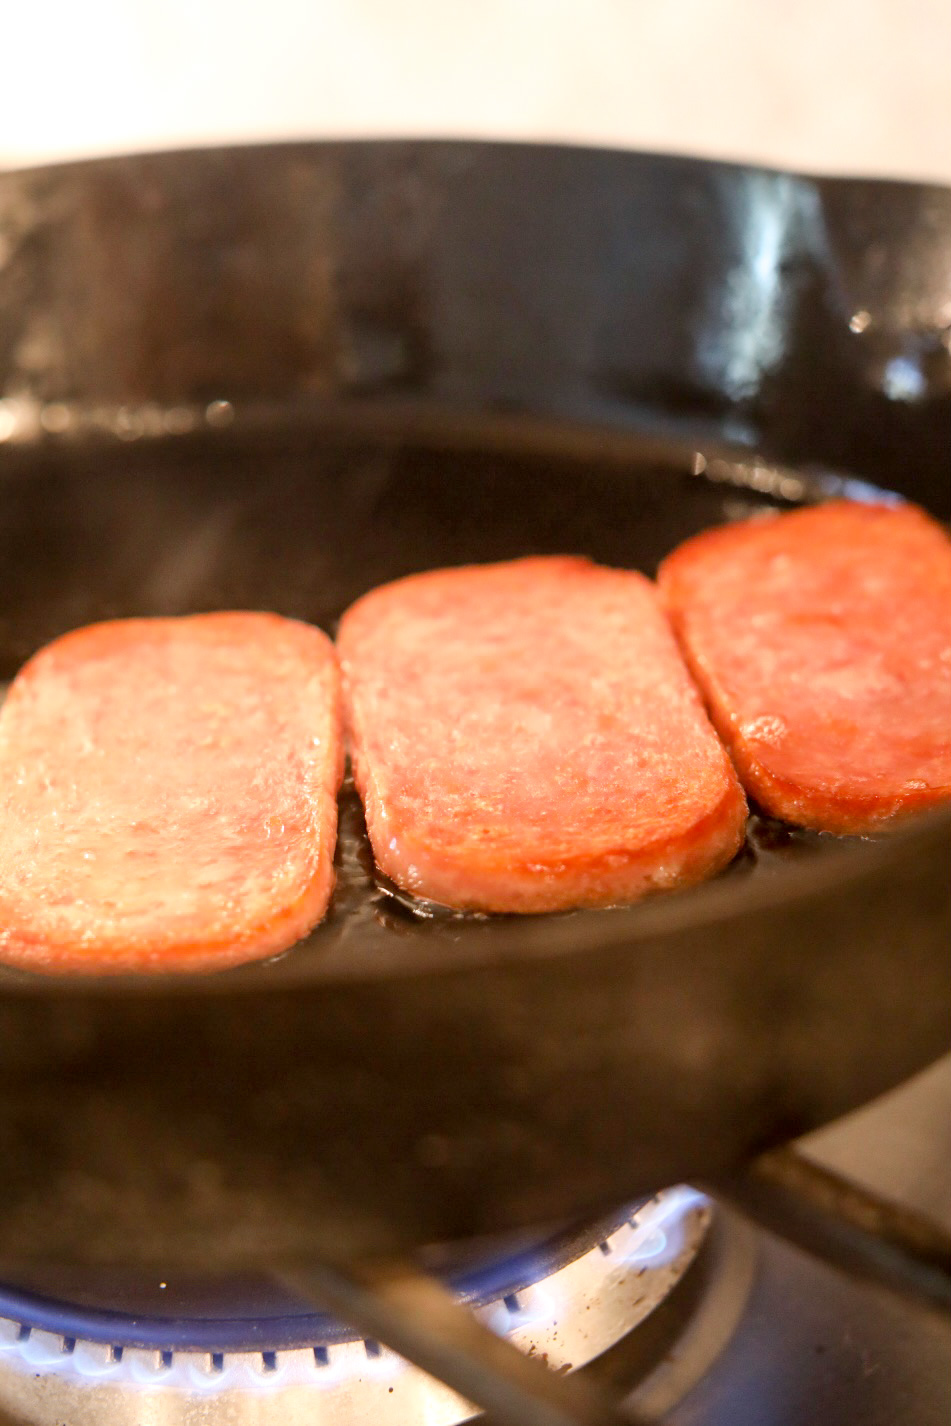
[711,1144,951,1315]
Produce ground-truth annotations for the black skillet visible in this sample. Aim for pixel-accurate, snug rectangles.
[0,142,948,1300]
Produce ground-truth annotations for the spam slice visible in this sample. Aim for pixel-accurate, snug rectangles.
[337,557,747,913]
[658,500,951,833]
[0,613,343,973]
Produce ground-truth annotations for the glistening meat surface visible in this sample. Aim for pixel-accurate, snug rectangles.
[338,557,747,913]
[0,612,343,973]
[658,500,951,833]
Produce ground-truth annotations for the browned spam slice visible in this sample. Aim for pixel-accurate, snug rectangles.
[337,557,747,913]
[658,500,951,833]
[0,613,343,973]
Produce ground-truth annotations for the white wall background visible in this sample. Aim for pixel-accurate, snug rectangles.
[2,0,949,183]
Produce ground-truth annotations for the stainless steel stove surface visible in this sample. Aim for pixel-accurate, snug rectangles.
[653,1055,951,1426]
[0,1057,948,1426]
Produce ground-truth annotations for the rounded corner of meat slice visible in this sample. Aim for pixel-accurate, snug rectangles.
[337,556,747,914]
[657,499,951,834]
[0,611,343,974]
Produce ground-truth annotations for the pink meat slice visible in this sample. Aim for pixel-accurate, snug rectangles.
[658,500,951,833]
[338,557,747,913]
[0,612,343,973]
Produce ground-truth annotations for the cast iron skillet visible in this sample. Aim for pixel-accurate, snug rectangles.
[0,142,948,1286]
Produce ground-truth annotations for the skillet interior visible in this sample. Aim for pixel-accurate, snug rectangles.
[0,411,908,993]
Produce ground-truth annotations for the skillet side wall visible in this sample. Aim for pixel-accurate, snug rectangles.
[0,814,947,1270]
[0,142,948,511]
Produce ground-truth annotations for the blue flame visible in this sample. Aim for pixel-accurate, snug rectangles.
[621,1185,709,1269]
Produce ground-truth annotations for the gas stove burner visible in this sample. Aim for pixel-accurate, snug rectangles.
[0,1188,709,1426]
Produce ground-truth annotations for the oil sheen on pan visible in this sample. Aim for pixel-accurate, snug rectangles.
[0,612,343,973]
[658,500,951,833]
[338,556,747,914]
